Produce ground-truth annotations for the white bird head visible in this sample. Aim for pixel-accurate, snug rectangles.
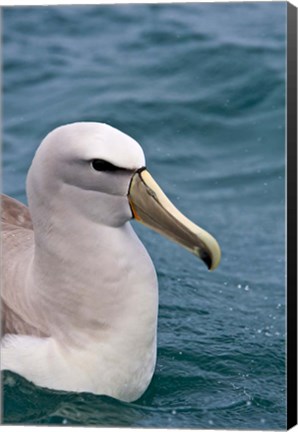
[27,122,221,270]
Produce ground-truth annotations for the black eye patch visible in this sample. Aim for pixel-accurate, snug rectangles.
[91,159,124,172]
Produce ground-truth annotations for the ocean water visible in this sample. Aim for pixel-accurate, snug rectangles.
[2,2,286,429]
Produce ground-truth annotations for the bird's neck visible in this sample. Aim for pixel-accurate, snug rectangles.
[28,206,158,347]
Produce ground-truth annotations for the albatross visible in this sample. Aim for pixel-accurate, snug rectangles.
[1,122,221,402]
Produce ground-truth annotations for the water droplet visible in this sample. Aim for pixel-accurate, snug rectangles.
[172,410,177,415]
[4,375,16,387]
[62,419,68,425]
[208,420,214,425]
[244,285,250,291]
[246,400,252,406]
[237,284,242,289]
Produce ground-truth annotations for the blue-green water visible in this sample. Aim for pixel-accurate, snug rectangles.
[2,3,286,429]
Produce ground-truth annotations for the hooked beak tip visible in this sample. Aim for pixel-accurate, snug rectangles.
[200,250,213,270]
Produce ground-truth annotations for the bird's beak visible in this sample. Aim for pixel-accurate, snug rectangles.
[128,168,221,270]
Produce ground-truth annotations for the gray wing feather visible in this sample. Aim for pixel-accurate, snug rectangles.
[1,194,48,337]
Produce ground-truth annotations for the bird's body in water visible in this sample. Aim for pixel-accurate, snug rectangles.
[1,122,221,402]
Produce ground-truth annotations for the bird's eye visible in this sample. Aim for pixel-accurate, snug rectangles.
[91,159,120,172]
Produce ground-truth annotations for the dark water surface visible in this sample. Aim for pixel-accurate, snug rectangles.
[2,3,286,429]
